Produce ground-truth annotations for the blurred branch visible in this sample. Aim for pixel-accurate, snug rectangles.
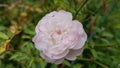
[0,0,21,7]
[94,61,108,68]
[0,4,8,7]
[18,4,42,13]
[0,25,22,54]
[74,0,88,19]
[78,57,108,68]
[6,26,22,50]
[0,3,42,13]
[13,0,21,5]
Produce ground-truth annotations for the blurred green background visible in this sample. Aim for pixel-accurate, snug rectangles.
[0,0,120,68]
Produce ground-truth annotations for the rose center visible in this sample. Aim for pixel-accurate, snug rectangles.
[56,30,62,35]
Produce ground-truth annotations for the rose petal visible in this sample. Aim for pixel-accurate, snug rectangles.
[40,51,56,63]
[47,47,69,59]
[65,48,83,61]
[73,32,87,49]
[58,10,72,20]
[54,58,64,64]
[72,20,87,49]
[41,51,64,64]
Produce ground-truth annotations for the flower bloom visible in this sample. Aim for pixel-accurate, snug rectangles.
[32,10,87,64]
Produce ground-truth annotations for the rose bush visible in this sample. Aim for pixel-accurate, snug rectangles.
[32,10,87,64]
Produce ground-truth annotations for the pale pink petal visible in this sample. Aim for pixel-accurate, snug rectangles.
[41,51,64,64]
[72,20,87,49]
[40,51,55,63]
[32,33,49,51]
[47,48,69,59]
[54,58,64,64]
[72,20,85,35]
[73,32,87,49]
[58,10,72,20]
[35,24,47,33]
[65,48,83,61]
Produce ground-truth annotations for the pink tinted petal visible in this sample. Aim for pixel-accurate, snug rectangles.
[73,32,87,49]
[50,43,69,53]
[47,11,57,17]
[66,56,76,61]
[71,20,87,49]
[68,32,80,49]
[65,48,83,61]
[41,42,69,59]
[35,24,48,34]
[42,11,57,21]
[72,20,84,34]
[41,51,64,64]
[47,48,69,59]
[32,33,48,50]
[46,10,73,25]
[58,10,72,20]
[62,27,80,49]
[32,34,43,50]
[54,58,64,64]
[34,41,48,51]
[40,51,56,63]
[35,25,40,33]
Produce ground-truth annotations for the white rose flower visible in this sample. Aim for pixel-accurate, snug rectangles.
[32,10,87,64]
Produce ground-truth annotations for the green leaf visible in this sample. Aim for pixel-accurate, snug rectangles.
[73,64,81,68]
[63,60,71,67]
[91,49,98,59]
[0,60,4,68]
[9,54,19,60]
[0,26,6,31]
[102,32,114,38]
[39,58,46,68]
[5,64,14,68]
[88,63,96,68]
[0,32,8,39]
[101,38,110,44]
[51,64,57,68]
[28,58,34,67]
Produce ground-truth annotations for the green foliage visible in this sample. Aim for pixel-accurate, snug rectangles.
[0,32,9,39]
[0,0,120,68]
